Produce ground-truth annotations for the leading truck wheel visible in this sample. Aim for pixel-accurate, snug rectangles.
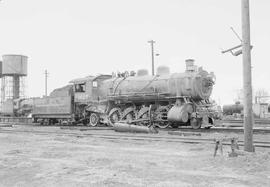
[190,118,202,129]
[89,113,100,126]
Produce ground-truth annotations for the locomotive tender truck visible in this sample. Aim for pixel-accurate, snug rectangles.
[32,59,216,129]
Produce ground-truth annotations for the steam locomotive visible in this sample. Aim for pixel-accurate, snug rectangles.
[4,60,216,129]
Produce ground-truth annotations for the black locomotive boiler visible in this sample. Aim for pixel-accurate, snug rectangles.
[32,60,216,129]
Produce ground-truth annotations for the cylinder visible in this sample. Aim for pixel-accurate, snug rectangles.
[167,105,189,123]
[223,104,243,115]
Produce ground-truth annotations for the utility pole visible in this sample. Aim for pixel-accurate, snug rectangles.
[45,70,48,97]
[148,40,155,76]
[242,0,254,152]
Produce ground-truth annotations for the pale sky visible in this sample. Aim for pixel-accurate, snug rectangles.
[0,0,269,105]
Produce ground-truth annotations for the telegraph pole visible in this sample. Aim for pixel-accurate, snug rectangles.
[148,40,155,76]
[242,0,254,152]
[45,70,48,97]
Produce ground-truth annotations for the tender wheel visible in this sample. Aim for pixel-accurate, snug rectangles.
[89,113,100,126]
[108,108,121,126]
[43,119,49,125]
[190,118,202,129]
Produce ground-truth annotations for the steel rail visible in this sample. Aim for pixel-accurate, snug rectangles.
[0,128,270,148]
[1,120,270,135]
[2,121,270,134]
[170,127,270,134]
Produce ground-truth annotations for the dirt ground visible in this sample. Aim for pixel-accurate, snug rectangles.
[0,126,269,187]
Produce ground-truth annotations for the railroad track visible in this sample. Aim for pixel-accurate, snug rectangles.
[1,116,270,133]
[222,119,270,124]
[171,127,270,134]
[0,117,32,124]
[58,125,270,134]
[0,128,270,148]
[2,122,270,134]
[2,116,270,128]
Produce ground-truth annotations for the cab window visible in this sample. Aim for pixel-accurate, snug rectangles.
[75,83,86,92]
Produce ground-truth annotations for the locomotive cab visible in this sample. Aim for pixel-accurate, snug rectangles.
[69,75,112,125]
[70,74,112,103]
[70,77,92,103]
